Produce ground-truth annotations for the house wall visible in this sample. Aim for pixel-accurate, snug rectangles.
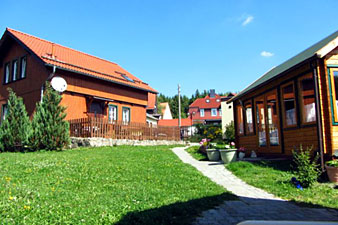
[221,101,234,134]
[57,70,147,123]
[234,63,320,156]
[0,39,48,118]
[323,47,338,156]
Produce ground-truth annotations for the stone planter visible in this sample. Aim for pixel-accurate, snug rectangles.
[219,149,237,164]
[206,149,220,161]
[326,165,338,183]
[238,152,245,159]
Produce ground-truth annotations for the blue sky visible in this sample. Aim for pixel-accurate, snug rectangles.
[1,0,337,96]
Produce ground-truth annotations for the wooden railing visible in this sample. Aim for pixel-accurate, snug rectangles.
[68,117,180,141]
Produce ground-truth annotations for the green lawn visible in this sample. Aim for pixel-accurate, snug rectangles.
[185,146,208,161]
[0,146,235,224]
[227,160,338,209]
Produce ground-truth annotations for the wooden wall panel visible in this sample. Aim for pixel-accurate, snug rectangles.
[283,127,318,155]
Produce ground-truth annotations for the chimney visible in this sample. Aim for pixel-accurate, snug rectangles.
[209,89,215,98]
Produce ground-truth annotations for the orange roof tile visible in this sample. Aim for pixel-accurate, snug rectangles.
[5,28,157,93]
[189,94,223,109]
[158,118,193,127]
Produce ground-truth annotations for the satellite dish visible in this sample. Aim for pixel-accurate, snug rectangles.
[51,76,67,92]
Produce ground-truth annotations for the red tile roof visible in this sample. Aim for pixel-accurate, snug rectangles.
[158,118,193,127]
[5,28,157,93]
[189,94,223,109]
[147,92,157,109]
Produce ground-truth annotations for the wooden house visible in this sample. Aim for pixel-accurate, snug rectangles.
[0,28,157,124]
[229,30,338,160]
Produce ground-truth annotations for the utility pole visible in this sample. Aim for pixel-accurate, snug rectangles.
[178,84,181,128]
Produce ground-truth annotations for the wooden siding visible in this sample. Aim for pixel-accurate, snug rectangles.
[283,126,318,155]
[0,39,48,117]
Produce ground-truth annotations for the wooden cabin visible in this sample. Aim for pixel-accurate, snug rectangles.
[0,28,157,124]
[229,30,338,159]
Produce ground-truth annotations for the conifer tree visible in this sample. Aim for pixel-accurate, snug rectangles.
[31,82,70,151]
[0,88,31,152]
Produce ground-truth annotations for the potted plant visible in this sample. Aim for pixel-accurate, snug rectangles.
[219,142,237,164]
[325,160,338,183]
[200,139,220,161]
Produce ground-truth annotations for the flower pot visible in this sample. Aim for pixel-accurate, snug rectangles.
[219,149,237,164]
[326,165,338,183]
[238,152,245,159]
[206,149,220,161]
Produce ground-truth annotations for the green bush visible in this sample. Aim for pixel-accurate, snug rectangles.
[326,160,338,167]
[195,124,222,142]
[0,88,31,152]
[31,83,70,151]
[224,121,235,143]
[292,145,321,188]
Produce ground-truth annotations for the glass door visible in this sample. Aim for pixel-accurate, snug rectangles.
[255,90,281,153]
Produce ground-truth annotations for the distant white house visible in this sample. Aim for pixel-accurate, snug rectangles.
[160,102,173,119]
[221,94,235,135]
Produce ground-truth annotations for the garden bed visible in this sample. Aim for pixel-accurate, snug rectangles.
[227,160,338,209]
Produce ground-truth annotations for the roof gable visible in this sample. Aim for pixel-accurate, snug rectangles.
[3,28,157,93]
[189,94,224,109]
[231,30,338,102]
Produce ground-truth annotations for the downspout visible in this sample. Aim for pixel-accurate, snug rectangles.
[312,60,325,172]
[40,65,56,102]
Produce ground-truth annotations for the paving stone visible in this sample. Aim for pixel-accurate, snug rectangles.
[172,147,338,225]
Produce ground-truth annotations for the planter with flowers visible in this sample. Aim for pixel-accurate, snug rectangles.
[219,142,237,164]
[325,160,338,183]
[199,138,220,161]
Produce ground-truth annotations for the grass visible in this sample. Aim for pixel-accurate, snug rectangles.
[0,145,235,224]
[227,160,338,209]
[185,146,207,161]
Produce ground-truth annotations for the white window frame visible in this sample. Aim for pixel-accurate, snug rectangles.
[122,107,130,123]
[108,105,117,123]
[200,109,204,117]
[4,63,10,84]
[20,57,27,79]
[211,108,217,116]
[12,60,18,81]
[1,104,8,122]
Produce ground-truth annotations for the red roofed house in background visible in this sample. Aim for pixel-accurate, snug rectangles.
[0,28,157,124]
[188,89,224,125]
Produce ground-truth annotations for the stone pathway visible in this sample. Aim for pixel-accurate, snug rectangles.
[172,147,338,225]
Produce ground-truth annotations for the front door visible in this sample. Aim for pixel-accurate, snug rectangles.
[255,90,282,153]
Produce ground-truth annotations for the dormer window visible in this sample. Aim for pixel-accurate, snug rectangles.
[206,99,210,103]
[122,74,135,83]
[216,99,220,102]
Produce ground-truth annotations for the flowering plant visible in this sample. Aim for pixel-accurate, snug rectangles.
[199,138,211,154]
[230,142,236,148]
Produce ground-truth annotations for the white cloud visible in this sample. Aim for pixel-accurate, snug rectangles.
[242,15,254,26]
[261,51,274,57]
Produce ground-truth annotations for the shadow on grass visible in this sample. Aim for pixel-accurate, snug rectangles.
[116,192,237,225]
[116,194,338,225]
[250,160,292,172]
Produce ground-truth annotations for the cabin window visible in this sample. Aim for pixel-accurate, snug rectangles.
[108,104,118,123]
[266,93,279,146]
[236,105,244,135]
[211,108,217,116]
[244,102,253,134]
[328,69,338,123]
[20,56,27,79]
[122,107,130,123]
[1,104,8,122]
[281,83,297,127]
[90,101,104,116]
[12,60,18,82]
[299,74,316,124]
[4,62,10,84]
[200,109,204,117]
[256,99,266,146]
